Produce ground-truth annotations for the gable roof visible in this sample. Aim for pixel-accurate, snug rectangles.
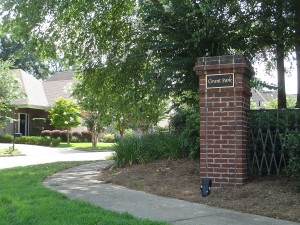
[10,69,49,110]
[9,70,75,110]
[251,88,296,108]
[43,71,75,106]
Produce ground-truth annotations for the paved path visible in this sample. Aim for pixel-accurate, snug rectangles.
[43,161,300,225]
[0,144,113,169]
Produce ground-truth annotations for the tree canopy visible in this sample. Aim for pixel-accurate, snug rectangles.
[49,97,81,143]
[0,60,22,127]
[0,34,52,79]
[1,0,299,111]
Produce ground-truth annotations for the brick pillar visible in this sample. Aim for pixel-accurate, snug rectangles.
[194,55,254,188]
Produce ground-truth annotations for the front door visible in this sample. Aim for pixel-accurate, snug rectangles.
[18,113,28,136]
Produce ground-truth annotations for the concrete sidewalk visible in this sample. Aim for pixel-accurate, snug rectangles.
[43,161,300,225]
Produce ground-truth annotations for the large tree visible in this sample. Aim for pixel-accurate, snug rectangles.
[0,0,136,69]
[2,0,298,110]
[233,0,300,108]
[0,34,52,79]
[137,0,235,103]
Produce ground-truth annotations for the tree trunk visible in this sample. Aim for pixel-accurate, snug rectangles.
[294,0,300,107]
[67,129,70,144]
[277,43,286,109]
[296,46,300,108]
[92,122,98,149]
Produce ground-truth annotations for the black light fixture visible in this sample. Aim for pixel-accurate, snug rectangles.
[200,178,212,197]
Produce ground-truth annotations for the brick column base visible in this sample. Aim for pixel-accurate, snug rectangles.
[194,55,254,188]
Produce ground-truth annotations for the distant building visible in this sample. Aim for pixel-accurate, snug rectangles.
[251,88,296,109]
[0,70,77,136]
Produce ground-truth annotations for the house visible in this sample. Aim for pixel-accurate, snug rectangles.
[251,88,297,109]
[251,89,278,108]
[0,69,76,136]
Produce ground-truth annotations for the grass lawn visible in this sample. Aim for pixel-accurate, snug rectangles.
[0,146,21,156]
[59,142,115,151]
[0,162,169,225]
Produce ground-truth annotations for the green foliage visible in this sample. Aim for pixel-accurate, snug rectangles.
[284,132,300,176]
[70,136,81,143]
[49,97,81,130]
[103,133,115,143]
[49,97,80,143]
[113,132,185,167]
[1,146,14,154]
[249,109,300,175]
[169,109,200,159]
[72,131,82,141]
[0,60,23,128]
[265,97,297,109]
[0,35,52,80]
[0,162,169,225]
[14,136,52,146]
[40,136,51,146]
[0,134,13,143]
[81,130,92,142]
[51,137,61,147]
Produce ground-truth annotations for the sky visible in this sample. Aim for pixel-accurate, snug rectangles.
[253,58,297,95]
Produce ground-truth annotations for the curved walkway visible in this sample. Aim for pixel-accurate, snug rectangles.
[0,144,113,169]
[43,161,300,225]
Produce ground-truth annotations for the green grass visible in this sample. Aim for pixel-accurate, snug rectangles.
[0,162,169,225]
[59,142,115,151]
[0,146,21,156]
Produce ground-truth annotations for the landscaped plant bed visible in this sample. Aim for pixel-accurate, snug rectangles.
[98,158,300,223]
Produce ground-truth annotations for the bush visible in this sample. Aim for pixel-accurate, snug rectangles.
[41,130,52,137]
[40,137,51,146]
[72,131,82,142]
[51,130,62,139]
[103,133,115,143]
[284,132,300,176]
[70,136,80,143]
[14,136,50,146]
[15,136,31,144]
[249,109,300,175]
[169,109,200,159]
[113,132,185,167]
[0,134,13,143]
[81,130,92,142]
[60,130,69,142]
[51,137,61,147]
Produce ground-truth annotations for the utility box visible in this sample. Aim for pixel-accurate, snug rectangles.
[14,133,22,138]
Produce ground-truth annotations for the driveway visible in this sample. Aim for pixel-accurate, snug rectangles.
[0,143,114,169]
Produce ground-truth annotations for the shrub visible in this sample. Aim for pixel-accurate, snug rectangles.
[81,130,92,142]
[169,109,200,159]
[181,113,200,159]
[284,132,300,176]
[51,137,61,147]
[51,130,62,139]
[41,130,52,137]
[103,133,115,143]
[15,136,30,144]
[72,131,82,142]
[40,137,51,146]
[60,130,69,142]
[70,136,80,143]
[0,134,13,143]
[113,132,185,167]
[27,136,41,145]
[249,109,300,175]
